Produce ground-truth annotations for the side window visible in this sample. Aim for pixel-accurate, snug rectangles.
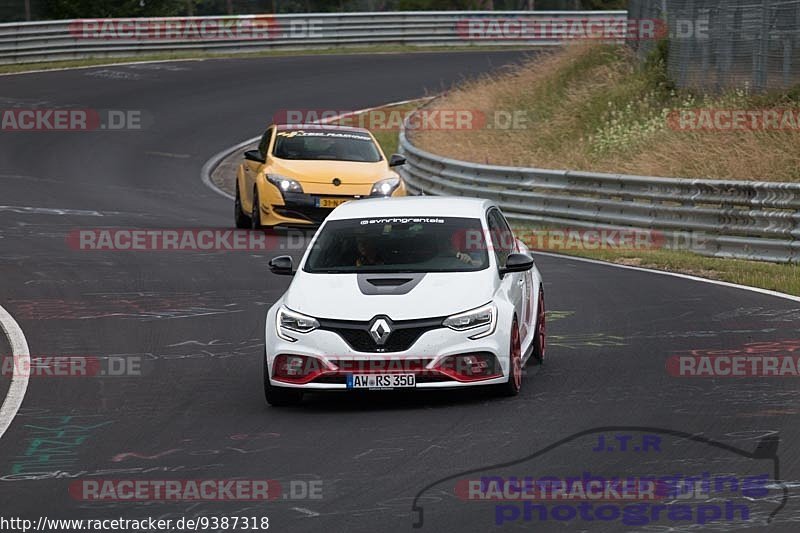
[495,210,518,253]
[487,209,515,268]
[258,127,274,159]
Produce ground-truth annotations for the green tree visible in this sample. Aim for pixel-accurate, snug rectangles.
[43,0,185,18]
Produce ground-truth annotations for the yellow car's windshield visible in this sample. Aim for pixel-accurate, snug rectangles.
[273,129,382,163]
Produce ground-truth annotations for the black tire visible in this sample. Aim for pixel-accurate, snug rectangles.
[530,286,546,365]
[497,316,522,397]
[251,188,262,230]
[263,357,303,407]
[234,182,251,229]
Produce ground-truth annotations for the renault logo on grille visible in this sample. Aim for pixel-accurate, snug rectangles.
[369,317,392,345]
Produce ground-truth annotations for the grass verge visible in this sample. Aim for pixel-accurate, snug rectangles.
[413,43,800,182]
[545,246,800,297]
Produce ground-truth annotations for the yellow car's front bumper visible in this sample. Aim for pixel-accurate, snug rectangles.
[257,180,407,227]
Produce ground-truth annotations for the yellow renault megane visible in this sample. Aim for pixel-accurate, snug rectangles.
[235,124,407,228]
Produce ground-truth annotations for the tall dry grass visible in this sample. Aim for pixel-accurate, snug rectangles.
[413,44,800,182]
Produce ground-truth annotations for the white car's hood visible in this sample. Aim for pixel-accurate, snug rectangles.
[283,270,496,321]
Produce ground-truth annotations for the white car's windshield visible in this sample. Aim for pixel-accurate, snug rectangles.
[304,216,490,274]
[273,128,382,162]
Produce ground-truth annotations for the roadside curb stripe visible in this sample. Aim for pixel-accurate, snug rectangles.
[0,303,30,440]
[535,251,800,304]
[0,58,205,77]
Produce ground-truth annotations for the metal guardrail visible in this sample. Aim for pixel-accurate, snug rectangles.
[0,11,627,64]
[398,129,800,263]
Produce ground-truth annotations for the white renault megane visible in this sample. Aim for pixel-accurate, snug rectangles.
[263,196,545,406]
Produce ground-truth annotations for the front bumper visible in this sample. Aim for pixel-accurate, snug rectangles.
[265,310,512,390]
[271,192,356,225]
[259,181,408,227]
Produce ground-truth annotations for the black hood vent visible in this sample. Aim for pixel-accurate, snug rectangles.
[357,273,426,295]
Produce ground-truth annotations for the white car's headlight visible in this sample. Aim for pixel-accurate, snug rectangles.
[276,306,319,342]
[267,174,303,194]
[370,177,400,197]
[443,303,497,339]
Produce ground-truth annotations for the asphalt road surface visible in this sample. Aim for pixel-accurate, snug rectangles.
[1,51,800,532]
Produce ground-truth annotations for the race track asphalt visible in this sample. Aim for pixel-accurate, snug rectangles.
[1,50,799,532]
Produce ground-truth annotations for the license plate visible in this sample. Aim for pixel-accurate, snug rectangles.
[317,197,348,208]
[346,373,416,390]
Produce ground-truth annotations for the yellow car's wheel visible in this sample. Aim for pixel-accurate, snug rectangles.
[251,189,263,229]
[234,182,251,229]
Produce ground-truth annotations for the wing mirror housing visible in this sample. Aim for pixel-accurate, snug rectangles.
[499,253,534,277]
[388,154,406,167]
[269,255,294,276]
[244,149,266,163]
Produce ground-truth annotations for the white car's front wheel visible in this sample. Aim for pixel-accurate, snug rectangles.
[531,287,546,365]
[497,316,522,397]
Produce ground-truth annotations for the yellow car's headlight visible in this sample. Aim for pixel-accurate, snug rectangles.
[370,177,400,197]
[267,174,303,194]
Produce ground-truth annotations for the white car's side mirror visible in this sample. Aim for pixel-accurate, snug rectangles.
[500,253,534,277]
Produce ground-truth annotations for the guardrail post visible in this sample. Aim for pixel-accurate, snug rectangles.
[753,0,770,90]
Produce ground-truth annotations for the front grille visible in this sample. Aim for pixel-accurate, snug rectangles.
[275,193,355,224]
[273,205,332,224]
[335,327,428,352]
[317,316,444,353]
[329,358,433,373]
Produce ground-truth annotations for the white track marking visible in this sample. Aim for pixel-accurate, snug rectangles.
[0,304,30,440]
[536,251,800,304]
[200,137,256,200]
[145,151,191,159]
[0,58,205,77]
[0,205,107,216]
[199,97,430,200]
[291,507,320,517]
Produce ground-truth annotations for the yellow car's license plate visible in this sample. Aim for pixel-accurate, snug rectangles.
[318,198,348,208]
